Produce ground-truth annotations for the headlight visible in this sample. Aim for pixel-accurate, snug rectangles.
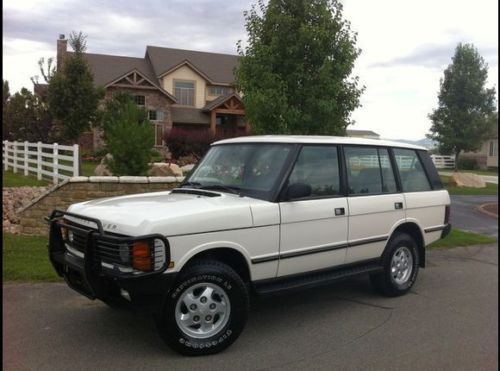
[153,238,166,270]
[68,230,74,243]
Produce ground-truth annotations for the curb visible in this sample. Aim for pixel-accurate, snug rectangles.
[477,203,498,219]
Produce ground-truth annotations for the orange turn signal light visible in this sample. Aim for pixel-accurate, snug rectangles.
[132,241,152,271]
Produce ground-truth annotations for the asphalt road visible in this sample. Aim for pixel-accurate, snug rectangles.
[3,244,498,371]
[450,195,498,238]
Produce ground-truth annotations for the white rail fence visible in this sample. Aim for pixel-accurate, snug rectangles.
[3,140,79,184]
[430,155,455,169]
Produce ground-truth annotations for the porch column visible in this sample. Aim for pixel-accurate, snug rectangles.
[210,110,216,136]
[245,119,251,134]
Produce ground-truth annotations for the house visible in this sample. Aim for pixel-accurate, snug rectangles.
[461,125,498,169]
[346,129,380,140]
[55,35,247,152]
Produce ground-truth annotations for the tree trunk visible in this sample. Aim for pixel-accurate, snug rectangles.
[454,150,461,171]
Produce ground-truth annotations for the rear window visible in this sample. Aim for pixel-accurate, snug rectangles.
[393,149,432,192]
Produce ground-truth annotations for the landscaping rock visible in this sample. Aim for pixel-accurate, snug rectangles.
[181,164,195,174]
[148,163,183,177]
[449,172,486,188]
[94,153,113,176]
[177,154,199,167]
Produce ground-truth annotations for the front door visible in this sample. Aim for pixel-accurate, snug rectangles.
[278,145,348,277]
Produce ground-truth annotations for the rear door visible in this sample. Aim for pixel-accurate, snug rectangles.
[344,146,406,264]
[278,145,348,276]
[393,148,449,245]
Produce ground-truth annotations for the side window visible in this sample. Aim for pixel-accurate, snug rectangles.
[393,149,431,192]
[288,146,340,197]
[345,146,382,195]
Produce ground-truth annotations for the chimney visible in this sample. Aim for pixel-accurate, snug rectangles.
[57,34,67,70]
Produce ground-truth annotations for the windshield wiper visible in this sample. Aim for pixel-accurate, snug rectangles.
[180,181,202,188]
[199,184,241,195]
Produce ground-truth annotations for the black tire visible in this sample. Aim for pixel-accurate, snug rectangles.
[155,259,249,356]
[370,233,419,297]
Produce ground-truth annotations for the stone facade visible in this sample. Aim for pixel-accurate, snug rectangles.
[18,176,182,236]
[82,87,174,152]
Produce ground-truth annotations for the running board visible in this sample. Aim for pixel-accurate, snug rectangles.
[253,260,383,296]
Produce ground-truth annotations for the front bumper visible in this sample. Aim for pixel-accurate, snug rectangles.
[47,210,177,305]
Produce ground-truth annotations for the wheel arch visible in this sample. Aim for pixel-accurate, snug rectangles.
[177,244,252,283]
[388,221,426,268]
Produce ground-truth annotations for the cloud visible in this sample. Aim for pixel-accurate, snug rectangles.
[370,43,498,69]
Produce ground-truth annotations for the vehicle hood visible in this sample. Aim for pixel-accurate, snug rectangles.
[66,189,266,236]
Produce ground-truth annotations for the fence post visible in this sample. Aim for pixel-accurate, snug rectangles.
[13,141,18,173]
[73,144,79,177]
[3,140,7,171]
[53,143,58,184]
[37,142,42,180]
[24,141,29,176]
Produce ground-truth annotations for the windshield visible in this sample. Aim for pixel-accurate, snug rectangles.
[183,143,294,200]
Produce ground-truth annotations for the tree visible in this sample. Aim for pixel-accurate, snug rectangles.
[3,87,53,142]
[235,0,364,135]
[31,57,57,86]
[101,92,155,175]
[48,31,102,143]
[428,43,497,170]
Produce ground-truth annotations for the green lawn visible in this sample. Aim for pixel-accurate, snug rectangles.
[2,170,49,187]
[441,176,498,195]
[428,228,496,249]
[3,234,61,282]
[81,160,99,176]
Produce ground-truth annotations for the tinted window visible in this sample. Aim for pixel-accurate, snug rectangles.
[344,146,397,195]
[288,146,340,197]
[393,149,431,192]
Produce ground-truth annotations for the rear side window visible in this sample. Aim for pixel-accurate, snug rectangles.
[344,146,397,195]
[417,150,443,189]
[288,145,340,197]
[393,149,432,192]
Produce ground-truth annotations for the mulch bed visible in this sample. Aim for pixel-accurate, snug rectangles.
[479,203,498,218]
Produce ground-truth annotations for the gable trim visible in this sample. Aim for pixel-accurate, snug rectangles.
[104,68,177,102]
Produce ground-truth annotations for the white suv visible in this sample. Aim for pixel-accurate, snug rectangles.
[48,135,451,355]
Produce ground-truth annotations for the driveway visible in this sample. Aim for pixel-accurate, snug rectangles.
[450,195,498,238]
[3,244,498,371]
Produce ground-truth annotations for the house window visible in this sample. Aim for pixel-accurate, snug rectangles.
[148,110,164,121]
[134,95,145,106]
[209,86,231,96]
[489,140,498,157]
[174,81,195,106]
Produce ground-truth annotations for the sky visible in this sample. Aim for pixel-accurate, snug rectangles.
[3,0,498,140]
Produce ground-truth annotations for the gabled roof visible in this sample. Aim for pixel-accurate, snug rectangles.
[202,93,242,112]
[146,46,239,85]
[346,129,380,137]
[72,52,158,87]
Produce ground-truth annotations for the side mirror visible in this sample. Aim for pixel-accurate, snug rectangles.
[284,183,312,200]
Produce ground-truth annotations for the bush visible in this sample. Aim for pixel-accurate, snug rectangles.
[458,157,480,170]
[101,93,154,175]
[164,128,245,159]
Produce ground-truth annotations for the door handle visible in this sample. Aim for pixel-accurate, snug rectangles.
[394,202,403,210]
[334,207,345,216]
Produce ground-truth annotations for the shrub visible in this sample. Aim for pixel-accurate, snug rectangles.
[164,128,246,159]
[101,93,154,175]
[457,157,479,170]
